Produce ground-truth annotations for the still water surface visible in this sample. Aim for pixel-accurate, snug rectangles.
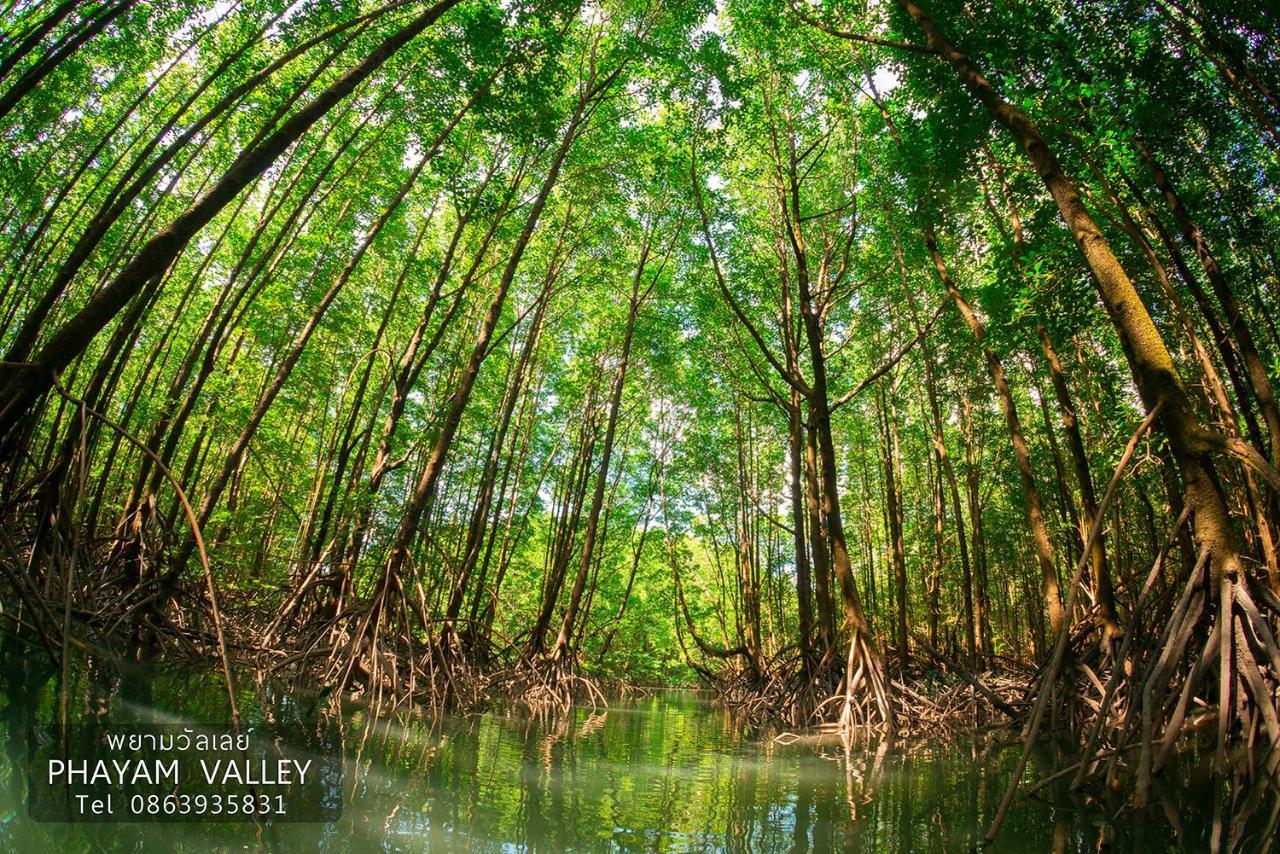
[0,656,1227,851]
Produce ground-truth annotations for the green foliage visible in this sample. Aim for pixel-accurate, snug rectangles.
[0,0,1277,682]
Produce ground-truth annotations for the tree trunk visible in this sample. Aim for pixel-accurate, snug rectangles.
[367,79,605,655]
[1138,140,1280,462]
[920,222,1064,654]
[1038,324,1121,641]
[878,382,909,670]
[550,240,653,660]
[0,0,464,440]
[899,0,1247,610]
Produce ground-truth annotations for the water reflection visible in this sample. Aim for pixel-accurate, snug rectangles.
[0,650,1236,851]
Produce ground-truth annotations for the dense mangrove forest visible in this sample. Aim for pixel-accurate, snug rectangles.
[1,0,1279,849]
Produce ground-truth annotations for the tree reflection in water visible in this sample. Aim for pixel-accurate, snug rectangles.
[0,656,1258,851]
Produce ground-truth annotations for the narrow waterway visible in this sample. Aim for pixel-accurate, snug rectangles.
[0,655,1221,850]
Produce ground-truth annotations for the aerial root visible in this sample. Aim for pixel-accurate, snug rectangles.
[984,542,1280,849]
[836,629,894,733]
[265,578,510,715]
[494,653,607,714]
[714,630,1022,737]
[1096,564,1280,817]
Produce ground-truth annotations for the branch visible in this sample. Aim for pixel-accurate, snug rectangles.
[1218,433,1280,494]
[830,297,945,411]
[690,139,813,397]
[787,0,937,55]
